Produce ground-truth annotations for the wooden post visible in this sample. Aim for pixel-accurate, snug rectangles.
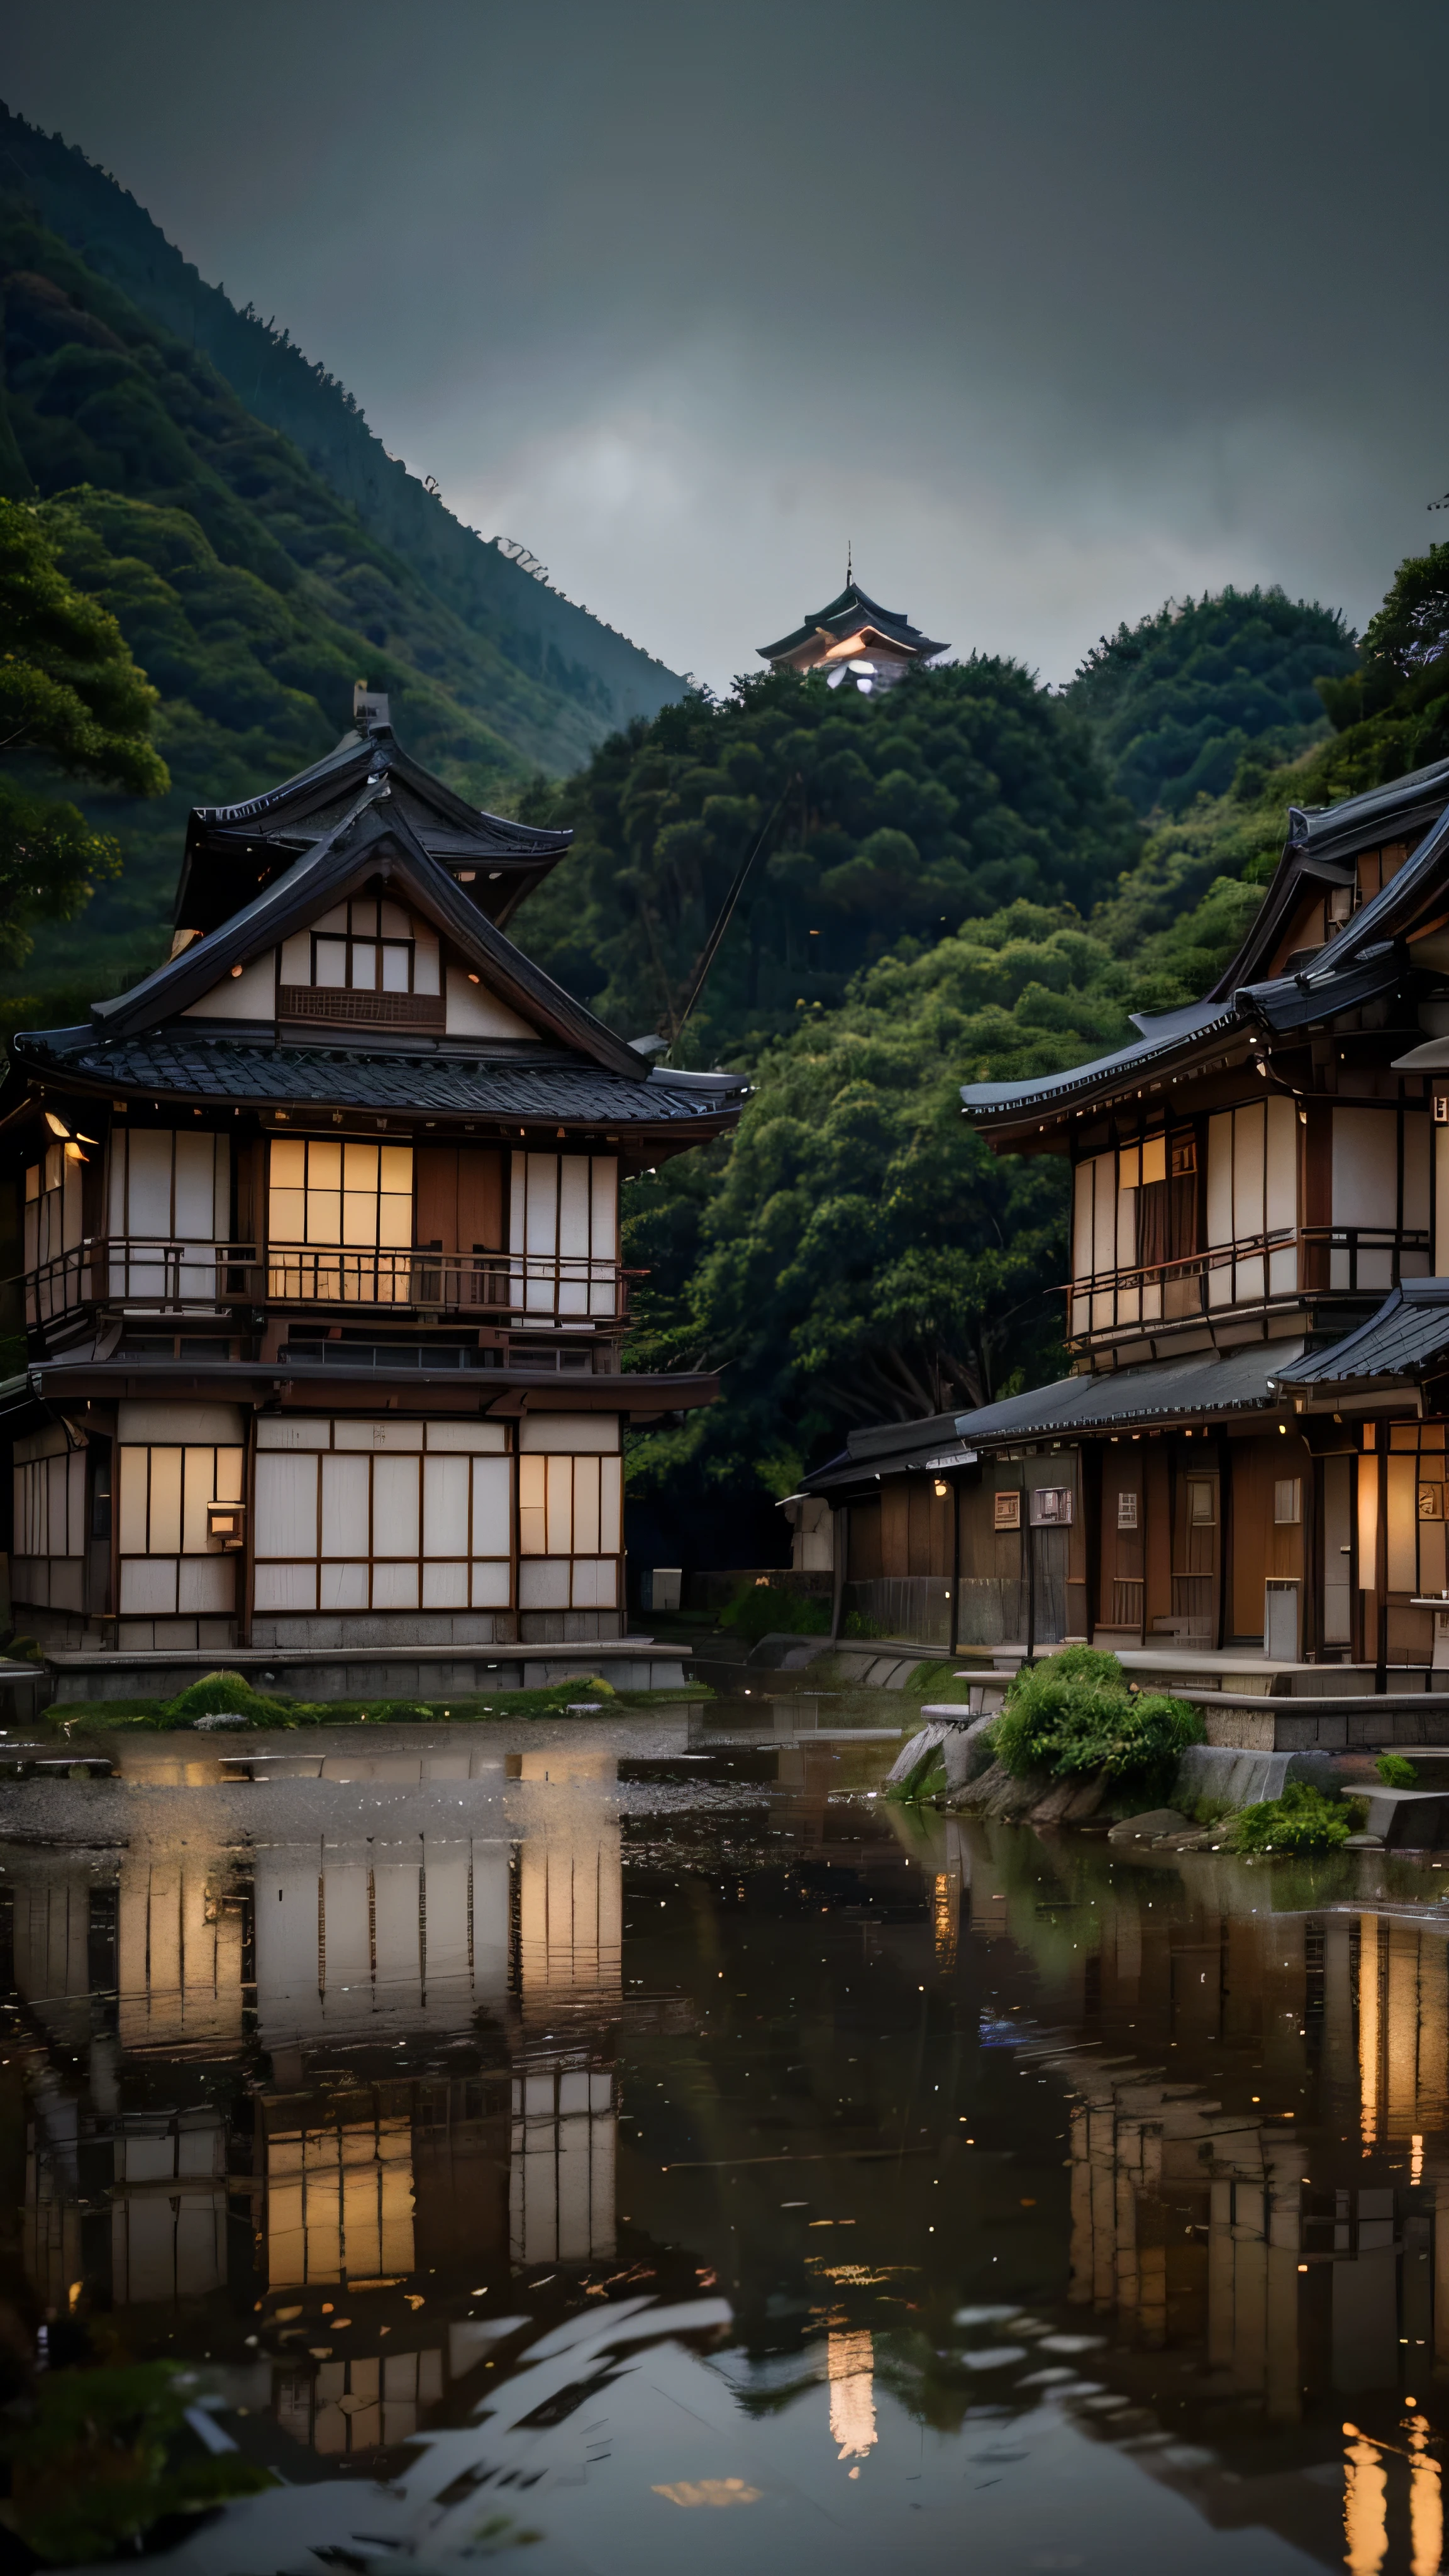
[1375,1424,1389,1689]
[830,1504,848,1643]
[948,1480,960,1659]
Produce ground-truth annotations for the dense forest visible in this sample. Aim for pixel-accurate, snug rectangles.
[13,116,1449,1569]
[0,173,678,1019]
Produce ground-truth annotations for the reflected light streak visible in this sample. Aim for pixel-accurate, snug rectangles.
[1409,2414,1442,2576]
[1344,2425,1389,2576]
[828,2328,878,2462]
[1359,1924,1380,2148]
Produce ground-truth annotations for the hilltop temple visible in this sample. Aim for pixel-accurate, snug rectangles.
[758,571,948,694]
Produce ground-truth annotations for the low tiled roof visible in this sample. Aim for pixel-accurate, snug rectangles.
[952,1340,1304,1444]
[14,1030,745,1124]
[1268,1284,1449,1387]
[800,1409,975,1494]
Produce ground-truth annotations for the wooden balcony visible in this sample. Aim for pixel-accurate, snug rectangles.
[1068,1224,1431,1343]
[20,1239,635,1330]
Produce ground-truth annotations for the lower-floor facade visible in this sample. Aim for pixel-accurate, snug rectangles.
[800,1312,1449,1669]
[8,1394,630,1651]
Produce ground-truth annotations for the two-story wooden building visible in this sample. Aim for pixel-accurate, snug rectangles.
[804,753,1449,1674]
[0,695,745,1663]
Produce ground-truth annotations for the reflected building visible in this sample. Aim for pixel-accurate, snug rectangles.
[1,1770,626,2455]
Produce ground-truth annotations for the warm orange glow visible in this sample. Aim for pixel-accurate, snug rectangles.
[1409,2415,1441,2576]
[1345,2429,1389,2576]
[828,2329,878,2462]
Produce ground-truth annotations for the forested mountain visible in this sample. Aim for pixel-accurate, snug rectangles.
[0,104,680,759]
[1065,586,1358,814]
[0,118,683,1024]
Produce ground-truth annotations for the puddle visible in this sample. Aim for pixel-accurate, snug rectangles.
[0,1714,1441,2568]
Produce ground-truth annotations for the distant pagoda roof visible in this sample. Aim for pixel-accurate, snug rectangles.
[758,577,948,671]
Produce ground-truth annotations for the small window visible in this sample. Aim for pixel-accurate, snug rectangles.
[1030,1487,1072,1527]
[993,1492,1021,1531]
[1187,1477,1217,1526]
[1170,1135,1197,1177]
[1116,1491,1138,1530]
[1273,1478,1301,1526]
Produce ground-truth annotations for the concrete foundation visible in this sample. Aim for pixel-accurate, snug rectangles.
[45,1638,687,1704]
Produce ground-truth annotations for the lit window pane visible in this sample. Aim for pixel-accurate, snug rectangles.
[308,1140,341,1192]
[269,1189,305,1243]
[270,1140,306,1190]
[379,1146,412,1196]
[344,1143,379,1192]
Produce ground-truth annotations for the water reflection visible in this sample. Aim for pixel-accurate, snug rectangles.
[9,1728,1449,2568]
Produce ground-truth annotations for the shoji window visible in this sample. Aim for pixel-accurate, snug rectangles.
[1331,1109,1431,1291]
[12,1425,85,1559]
[517,1414,622,1611]
[117,1440,244,1616]
[509,1153,619,1318]
[253,1418,511,1614]
[267,1140,413,1301]
[1206,1097,1297,1307]
[24,1138,84,1321]
[1384,1421,1447,1599]
[108,1129,231,1304]
[279,900,440,999]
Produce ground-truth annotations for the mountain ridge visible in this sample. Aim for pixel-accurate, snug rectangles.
[0,100,686,758]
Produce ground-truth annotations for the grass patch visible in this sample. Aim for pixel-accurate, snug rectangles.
[1376,1753,1418,1787]
[993,1645,1202,1797]
[49,1668,712,1731]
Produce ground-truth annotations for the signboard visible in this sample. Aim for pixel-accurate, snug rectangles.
[992,1492,1021,1531]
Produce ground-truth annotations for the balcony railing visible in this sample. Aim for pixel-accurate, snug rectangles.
[264,1245,630,1323]
[19,1239,635,1328]
[1067,1224,1431,1340]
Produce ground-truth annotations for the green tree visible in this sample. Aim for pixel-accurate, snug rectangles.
[516,662,1141,1060]
[0,494,167,965]
[1065,586,1358,816]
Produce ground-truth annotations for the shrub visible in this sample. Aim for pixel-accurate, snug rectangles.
[1233,1781,1353,1855]
[718,1584,831,1647]
[992,1643,1202,1793]
[3,2359,272,2563]
[1376,1753,1418,1787]
[167,1670,297,1727]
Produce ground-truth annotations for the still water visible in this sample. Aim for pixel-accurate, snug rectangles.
[4,1704,1449,2573]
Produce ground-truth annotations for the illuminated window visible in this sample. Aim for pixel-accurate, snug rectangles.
[268,1139,413,1301]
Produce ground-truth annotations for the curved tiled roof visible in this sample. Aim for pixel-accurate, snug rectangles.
[13,1030,747,1125]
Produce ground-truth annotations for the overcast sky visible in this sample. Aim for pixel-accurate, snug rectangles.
[7,0,1449,692]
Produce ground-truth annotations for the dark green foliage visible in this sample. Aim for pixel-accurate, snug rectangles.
[1066,587,1357,816]
[1232,1780,1353,1854]
[2,2360,272,2563]
[623,899,1137,1504]
[0,196,653,1016]
[0,494,165,965]
[516,663,1141,1058]
[991,1645,1203,1792]
[717,1583,831,1645]
[1376,1752,1418,1787]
